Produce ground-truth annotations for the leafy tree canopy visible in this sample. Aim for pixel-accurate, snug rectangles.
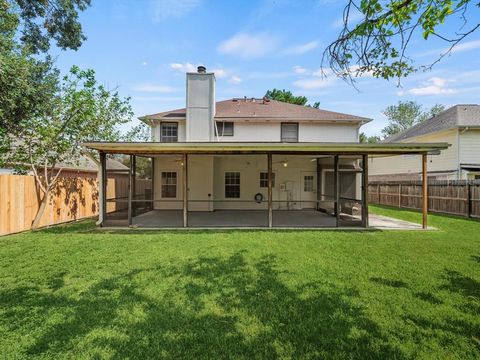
[381,100,445,138]
[3,0,91,53]
[323,0,480,82]
[359,132,381,143]
[265,89,320,108]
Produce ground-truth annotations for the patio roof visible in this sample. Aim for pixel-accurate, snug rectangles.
[84,141,449,155]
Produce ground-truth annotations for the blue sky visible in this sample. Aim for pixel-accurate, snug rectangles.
[52,0,480,136]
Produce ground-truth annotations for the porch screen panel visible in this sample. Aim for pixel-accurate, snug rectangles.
[337,156,364,227]
[161,172,177,198]
[225,172,240,198]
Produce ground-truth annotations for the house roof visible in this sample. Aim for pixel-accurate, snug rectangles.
[56,156,128,172]
[140,98,372,123]
[385,104,480,142]
[84,141,449,156]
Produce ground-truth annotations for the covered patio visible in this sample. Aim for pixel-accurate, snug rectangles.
[85,142,449,230]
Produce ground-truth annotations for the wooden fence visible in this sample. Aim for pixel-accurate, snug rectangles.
[0,174,151,236]
[368,180,480,218]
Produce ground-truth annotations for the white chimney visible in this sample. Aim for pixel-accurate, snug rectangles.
[186,66,215,141]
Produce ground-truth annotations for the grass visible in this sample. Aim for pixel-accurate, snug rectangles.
[0,206,478,359]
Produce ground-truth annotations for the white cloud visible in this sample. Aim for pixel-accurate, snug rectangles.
[218,32,280,58]
[294,76,336,90]
[132,84,177,93]
[228,75,242,84]
[332,11,363,28]
[211,68,227,78]
[451,39,480,53]
[170,62,197,73]
[141,61,148,66]
[293,67,337,89]
[151,0,200,20]
[293,65,307,74]
[281,41,319,55]
[403,77,457,96]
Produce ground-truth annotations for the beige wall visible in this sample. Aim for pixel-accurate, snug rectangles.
[459,129,480,165]
[152,120,360,143]
[369,129,459,178]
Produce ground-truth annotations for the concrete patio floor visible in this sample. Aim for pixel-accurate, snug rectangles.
[103,209,424,230]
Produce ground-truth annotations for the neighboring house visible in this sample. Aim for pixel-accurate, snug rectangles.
[85,66,448,229]
[0,155,128,179]
[369,104,480,181]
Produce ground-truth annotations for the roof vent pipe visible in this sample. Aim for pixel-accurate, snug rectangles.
[197,65,206,73]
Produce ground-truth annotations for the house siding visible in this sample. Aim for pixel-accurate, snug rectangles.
[459,129,480,165]
[369,129,458,179]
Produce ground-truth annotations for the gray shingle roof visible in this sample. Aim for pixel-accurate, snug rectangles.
[385,104,480,142]
[140,98,371,123]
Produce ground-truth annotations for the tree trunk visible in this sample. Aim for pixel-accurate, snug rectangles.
[32,189,49,230]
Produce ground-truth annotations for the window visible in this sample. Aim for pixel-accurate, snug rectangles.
[260,172,275,188]
[160,122,178,142]
[161,172,177,198]
[225,172,240,198]
[304,175,314,192]
[281,123,298,142]
[216,121,234,136]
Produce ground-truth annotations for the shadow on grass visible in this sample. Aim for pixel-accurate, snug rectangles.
[403,268,480,345]
[370,277,408,289]
[0,252,404,359]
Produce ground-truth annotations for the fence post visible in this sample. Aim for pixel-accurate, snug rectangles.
[467,181,472,218]
[398,183,402,208]
[422,154,428,229]
[377,184,381,204]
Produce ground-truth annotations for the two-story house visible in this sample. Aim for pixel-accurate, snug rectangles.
[85,66,448,229]
[369,104,480,181]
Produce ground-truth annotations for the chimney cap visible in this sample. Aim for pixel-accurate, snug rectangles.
[197,65,206,73]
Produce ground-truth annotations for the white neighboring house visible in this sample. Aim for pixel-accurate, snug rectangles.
[369,104,480,181]
[85,66,448,228]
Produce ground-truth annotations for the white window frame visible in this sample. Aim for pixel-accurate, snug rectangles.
[160,171,178,199]
[303,175,314,192]
[281,122,299,142]
[224,171,241,199]
[259,171,276,188]
[215,121,234,136]
[160,122,178,143]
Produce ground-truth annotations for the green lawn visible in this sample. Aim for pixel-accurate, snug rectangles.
[0,207,479,359]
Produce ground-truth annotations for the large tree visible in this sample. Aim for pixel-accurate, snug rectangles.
[5,0,91,53]
[381,100,445,137]
[0,0,91,142]
[323,0,480,82]
[6,66,133,229]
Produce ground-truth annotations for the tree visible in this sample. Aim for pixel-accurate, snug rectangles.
[124,123,152,142]
[5,0,91,53]
[265,89,320,108]
[6,66,133,229]
[359,132,381,143]
[323,0,480,82]
[381,100,444,138]
[265,89,308,106]
[0,0,91,148]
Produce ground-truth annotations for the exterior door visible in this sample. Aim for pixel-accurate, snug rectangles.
[301,171,317,209]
